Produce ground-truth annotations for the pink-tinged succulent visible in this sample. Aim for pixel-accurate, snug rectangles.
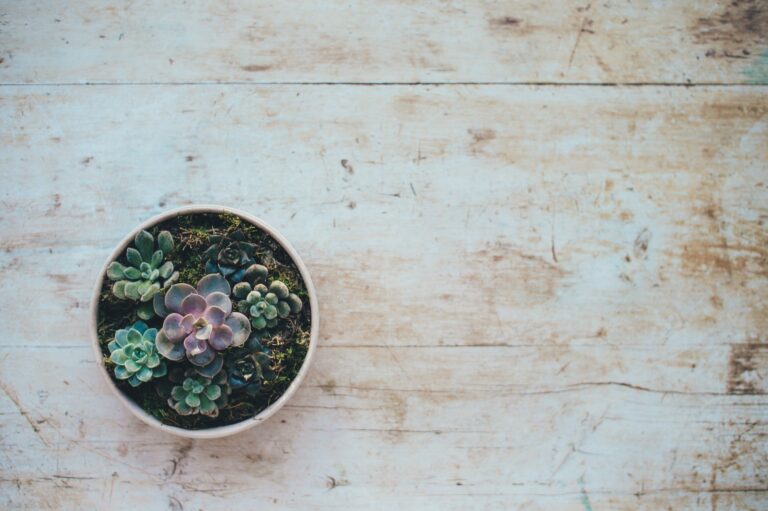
[155,274,251,368]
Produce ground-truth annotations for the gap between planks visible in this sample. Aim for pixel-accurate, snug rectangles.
[1,81,768,88]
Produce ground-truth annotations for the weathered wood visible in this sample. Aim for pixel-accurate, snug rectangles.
[0,84,766,509]
[0,1,767,85]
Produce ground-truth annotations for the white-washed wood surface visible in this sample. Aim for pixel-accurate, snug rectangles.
[1,85,766,510]
[1,1,767,510]
[0,0,767,84]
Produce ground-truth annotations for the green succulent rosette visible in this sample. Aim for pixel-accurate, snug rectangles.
[108,321,167,387]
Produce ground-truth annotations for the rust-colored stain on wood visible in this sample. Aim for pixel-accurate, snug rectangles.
[693,0,768,59]
[728,342,768,394]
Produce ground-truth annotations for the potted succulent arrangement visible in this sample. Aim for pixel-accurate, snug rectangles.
[90,206,318,438]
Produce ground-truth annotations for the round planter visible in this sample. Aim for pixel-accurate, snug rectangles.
[89,205,319,439]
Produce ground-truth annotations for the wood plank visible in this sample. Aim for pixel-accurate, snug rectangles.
[1,349,767,510]
[0,1,767,85]
[0,84,766,509]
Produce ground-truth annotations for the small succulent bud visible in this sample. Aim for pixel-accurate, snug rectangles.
[286,293,303,313]
[233,282,252,299]
[244,264,268,284]
[276,301,291,318]
[269,281,290,299]
[251,315,267,329]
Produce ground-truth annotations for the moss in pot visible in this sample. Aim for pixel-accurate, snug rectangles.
[91,206,317,438]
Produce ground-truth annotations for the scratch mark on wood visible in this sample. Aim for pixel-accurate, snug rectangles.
[168,495,184,511]
[325,475,350,490]
[340,159,354,174]
[489,16,522,27]
[44,193,62,217]
[106,472,117,506]
[633,228,651,259]
[241,64,272,72]
[551,236,558,263]
[414,140,426,165]
[552,443,575,476]
[551,206,558,263]
[0,379,49,446]
[166,440,194,480]
[568,14,593,68]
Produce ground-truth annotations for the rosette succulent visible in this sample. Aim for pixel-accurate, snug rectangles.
[107,229,179,319]
[204,230,268,283]
[107,321,167,387]
[168,369,228,417]
[224,336,274,396]
[236,280,302,330]
[154,274,252,370]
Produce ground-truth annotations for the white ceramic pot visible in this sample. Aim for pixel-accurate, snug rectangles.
[89,205,319,439]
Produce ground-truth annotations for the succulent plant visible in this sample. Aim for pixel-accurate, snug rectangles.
[154,274,251,370]
[107,321,167,387]
[107,229,179,320]
[237,280,302,330]
[167,368,228,417]
[224,336,275,396]
[204,230,268,283]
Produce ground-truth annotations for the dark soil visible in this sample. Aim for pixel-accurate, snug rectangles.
[96,212,311,429]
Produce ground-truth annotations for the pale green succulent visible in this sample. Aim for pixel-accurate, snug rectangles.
[236,280,302,330]
[107,230,178,319]
[108,321,167,387]
[168,369,227,417]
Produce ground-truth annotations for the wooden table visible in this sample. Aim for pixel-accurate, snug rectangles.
[1,2,766,509]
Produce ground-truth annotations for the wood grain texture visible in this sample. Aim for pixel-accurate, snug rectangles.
[0,0,767,84]
[0,84,766,509]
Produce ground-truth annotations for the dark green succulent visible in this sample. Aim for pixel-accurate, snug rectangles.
[236,280,302,330]
[107,229,179,319]
[224,336,274,396]
[167,368,228,417]
[204,230,268,283]
[107,321,167,387]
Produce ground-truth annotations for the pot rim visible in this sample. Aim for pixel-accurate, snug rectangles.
[89,205,319,439]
